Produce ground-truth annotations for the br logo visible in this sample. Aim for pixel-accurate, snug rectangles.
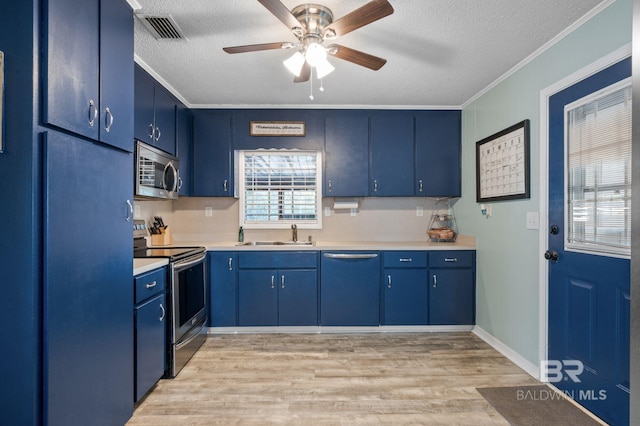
[541,360,584,383]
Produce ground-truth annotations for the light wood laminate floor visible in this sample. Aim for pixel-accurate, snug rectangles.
[127,332,540,425]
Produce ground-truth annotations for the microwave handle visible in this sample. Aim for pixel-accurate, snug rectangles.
[163,161,178,192]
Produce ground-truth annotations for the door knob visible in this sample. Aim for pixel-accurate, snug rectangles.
[550,225,559,235]
[544,250,559,262]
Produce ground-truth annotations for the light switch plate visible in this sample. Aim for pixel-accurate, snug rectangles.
[205,206,213,217]
[526,211,539,229]
[416,206,423,217]
[324,206,331,217]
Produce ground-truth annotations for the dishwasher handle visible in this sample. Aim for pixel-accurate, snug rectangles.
[323,253,379,259]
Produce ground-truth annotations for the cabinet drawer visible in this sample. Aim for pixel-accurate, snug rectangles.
[429,251,474,268]
[135,267,166,304]
[239,251,318,269]
[383,251,427,268]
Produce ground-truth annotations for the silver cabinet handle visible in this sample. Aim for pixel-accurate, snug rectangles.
[159,303,166,322]
[223,179,228,192]
[281,275,285,289]
[387,275,392,288]
[271,275,275,289]
[145,280,157,289]
[399,258,412,263]
[148,124,154,139]
[419,179,423,192]
[228,257,233,271]
[323,253,379,259]
[328,179,332,192]
[154,126,161,141]
[126,200,133,222]
[433,274,437,288]
[444,258,458,262]
[177,176,183,190]
[104,107,114,133]
[88,99,98,127]
[373,179,378,192]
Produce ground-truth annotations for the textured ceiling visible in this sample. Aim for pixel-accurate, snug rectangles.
[132,0,606,108]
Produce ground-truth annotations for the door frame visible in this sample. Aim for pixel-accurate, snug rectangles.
[537,43,632,376]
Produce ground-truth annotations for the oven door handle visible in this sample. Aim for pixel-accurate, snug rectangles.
[173,251,207,272]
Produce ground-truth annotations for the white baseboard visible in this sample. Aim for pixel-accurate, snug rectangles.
[207,325,475,335]
[473,326,540,380]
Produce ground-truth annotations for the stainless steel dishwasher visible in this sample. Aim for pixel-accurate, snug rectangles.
[320,252,381,326]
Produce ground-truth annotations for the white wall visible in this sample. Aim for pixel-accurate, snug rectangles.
[457,0,632,365]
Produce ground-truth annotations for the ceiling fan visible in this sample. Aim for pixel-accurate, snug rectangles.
[223,0,394,83]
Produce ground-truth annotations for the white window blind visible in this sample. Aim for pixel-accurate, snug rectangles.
[565,79,632,256]
[239,150,322,228]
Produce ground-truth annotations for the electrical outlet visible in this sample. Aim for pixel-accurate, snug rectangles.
[350,208,357,217]
[134,204,141,219]
[205,206,213,217]
[324,206,331,217]
[416,206,423,217]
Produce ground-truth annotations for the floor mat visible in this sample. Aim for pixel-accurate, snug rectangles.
[477,385,604,426]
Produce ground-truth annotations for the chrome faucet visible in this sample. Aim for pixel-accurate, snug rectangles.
[291,224,298,242]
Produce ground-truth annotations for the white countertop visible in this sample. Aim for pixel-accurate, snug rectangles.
[133,258,169,276]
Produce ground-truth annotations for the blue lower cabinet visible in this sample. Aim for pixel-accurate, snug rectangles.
[134,293,166,401]
[320,252,381,326]
[428,251,476,325]
[134,267,167,402]
[383,269,429,325]
[238,269,318,326]
[208,252,238,326]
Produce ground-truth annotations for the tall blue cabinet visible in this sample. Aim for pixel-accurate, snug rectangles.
[1,1,136,424]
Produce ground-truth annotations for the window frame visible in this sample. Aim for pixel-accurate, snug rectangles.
[237,149,323,230]
[563,77,632,259]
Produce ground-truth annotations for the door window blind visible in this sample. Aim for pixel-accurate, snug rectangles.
[239,151,322,228]
[565,79,632,256]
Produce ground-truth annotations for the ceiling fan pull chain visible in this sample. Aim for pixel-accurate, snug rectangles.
[309,70,314,100]
[319,77,325,92]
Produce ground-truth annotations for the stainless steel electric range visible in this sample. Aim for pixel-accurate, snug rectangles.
[134,220,207,378]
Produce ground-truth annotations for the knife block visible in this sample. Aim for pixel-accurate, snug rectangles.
[151,227,173,246]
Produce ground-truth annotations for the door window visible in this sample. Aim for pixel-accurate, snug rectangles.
[565,79,632,257]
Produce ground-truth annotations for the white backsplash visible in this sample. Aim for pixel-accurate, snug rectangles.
[135,196,457,243]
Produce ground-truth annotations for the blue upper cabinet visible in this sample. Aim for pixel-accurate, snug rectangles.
[324,115,369,197]
[370,114,415,196]
[192,111,233,196]
[44,0,134,152]
[134,64,177,155]
[176,103,193,196]
[415,111,461,197]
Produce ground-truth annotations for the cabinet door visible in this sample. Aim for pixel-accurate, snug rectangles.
[279,270,318,326]
[135,293,166,402]
[324,115,369,196]
[99,0,134,152]
[370,115,415,196]
[383,269,429,325]
[176,104,193,196]
[209,252,238,326]
[134,64,156,144]
[44,0,100,140]
[238,269,278,326]
[415,111,461,196]
[153,85,177,155]
[44,131,133,425]
[429,269,474,325]
[193,111,233,196]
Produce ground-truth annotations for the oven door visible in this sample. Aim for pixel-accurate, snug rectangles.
[170,251,207,345]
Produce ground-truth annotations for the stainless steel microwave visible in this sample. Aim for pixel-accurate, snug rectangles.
[135,141,180,200]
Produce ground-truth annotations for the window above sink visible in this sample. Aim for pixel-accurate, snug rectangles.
[237,150,323,230]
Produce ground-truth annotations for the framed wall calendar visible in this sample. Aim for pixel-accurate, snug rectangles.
[475,119,530,202]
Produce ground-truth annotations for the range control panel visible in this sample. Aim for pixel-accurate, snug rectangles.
[133,219,148,238]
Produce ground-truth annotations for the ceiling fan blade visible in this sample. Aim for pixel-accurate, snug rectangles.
[258,0,301,31]
[324,0,394,38]
[294,62,311,83]
[328,44,387,70]
[223,42,290,54]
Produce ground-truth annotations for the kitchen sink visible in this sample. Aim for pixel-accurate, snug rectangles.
[236,241,315,246]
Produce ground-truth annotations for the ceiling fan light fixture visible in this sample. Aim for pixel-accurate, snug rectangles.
[283,51,305,76]
[305,42,326,67]
[315,58,335,79]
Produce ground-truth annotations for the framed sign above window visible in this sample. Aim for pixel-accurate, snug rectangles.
[250,121,306,137]
[476,119,530,202]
